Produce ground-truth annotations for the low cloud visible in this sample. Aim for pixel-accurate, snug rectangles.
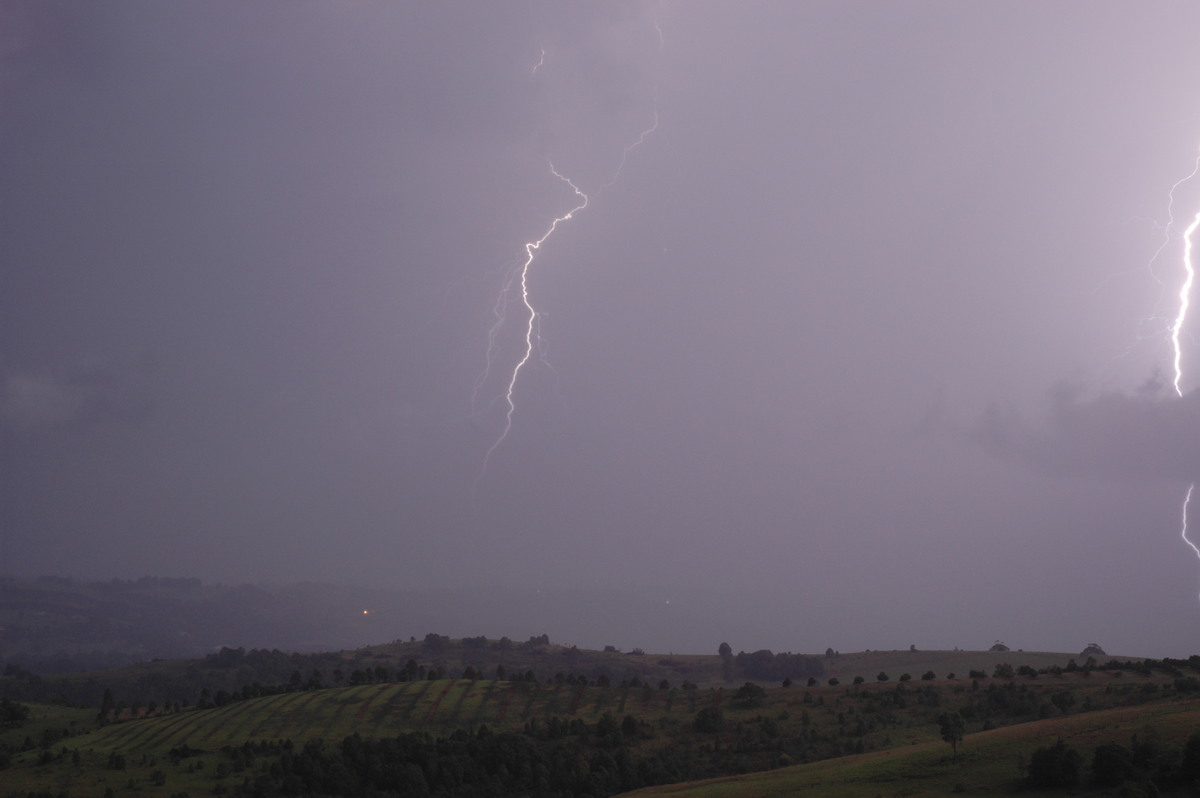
[1,366,152,431]
[973,384,1200,483]
[0,373,83,428]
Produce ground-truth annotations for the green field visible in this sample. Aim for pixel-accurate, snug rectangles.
[619,698,1200,797]
[2,647,1195,797]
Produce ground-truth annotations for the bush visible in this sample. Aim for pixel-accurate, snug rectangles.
[1091,743,1134,787]
[1027,740,1082,788]
[876,672,889,682]
[732,682,767,709]
[693,706,725,733]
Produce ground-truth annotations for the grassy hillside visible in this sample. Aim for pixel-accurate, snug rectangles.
[3,653,1198,797]
[619,698,1200,797]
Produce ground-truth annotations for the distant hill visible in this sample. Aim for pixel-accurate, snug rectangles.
[0,575,409,671]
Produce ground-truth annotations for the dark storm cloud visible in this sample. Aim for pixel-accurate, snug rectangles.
[0,360,154,431]
[6,0,1200,658]
[975,385,1200,483]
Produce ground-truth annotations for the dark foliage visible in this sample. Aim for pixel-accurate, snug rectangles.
[1091,743,1134,787]
[1027,740,1082,788]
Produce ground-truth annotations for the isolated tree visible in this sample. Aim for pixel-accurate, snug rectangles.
[876,672,889,682]
[719,642,735,682]
[98,689,116,723]
[936,711,965,759]
[732,682,767,708]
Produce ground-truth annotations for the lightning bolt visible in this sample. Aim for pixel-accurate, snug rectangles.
[1150,142,1200,602]
[1146,142,1200,397]
[477,166,587,477]
[473,18,664,486]
[1171,210,1200,396]
[1182,484,1199,599]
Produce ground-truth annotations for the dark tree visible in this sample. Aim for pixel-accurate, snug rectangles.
[0,698,30,726]
[1181,729,1200,783]
[1090,743,1134,787]
[1027,740,1082,788]
[719,642,734,682]
[876,672,889,682]
[936,711,965,759]
[693,706,725,733]
[732,682,767,708]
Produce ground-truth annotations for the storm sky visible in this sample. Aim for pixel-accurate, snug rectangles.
[5,1,1200,657]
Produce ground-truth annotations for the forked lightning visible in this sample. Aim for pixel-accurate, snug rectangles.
[474,18,663,485]
[479,166,587,474]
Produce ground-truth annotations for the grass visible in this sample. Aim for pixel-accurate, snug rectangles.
[618,698,1200,797]
[1,649,1191,797]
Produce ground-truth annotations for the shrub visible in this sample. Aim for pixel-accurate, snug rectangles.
[693,706,725,733]
[1027,740,1082,788]
[732,682,767,708]
[1090,743,1133,787]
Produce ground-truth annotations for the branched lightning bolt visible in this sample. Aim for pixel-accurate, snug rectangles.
[477,166,587,476]
[602,103,659,192]
[470,262,523,413]
[473,18,665,487]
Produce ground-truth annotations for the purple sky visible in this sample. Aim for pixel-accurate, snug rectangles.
[4,1,1200,656]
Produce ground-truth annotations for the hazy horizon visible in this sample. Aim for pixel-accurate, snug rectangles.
[5,2,1200,658]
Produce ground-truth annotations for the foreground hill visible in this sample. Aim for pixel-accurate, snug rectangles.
[619,697,1200,796]
[3,651,1199,797]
